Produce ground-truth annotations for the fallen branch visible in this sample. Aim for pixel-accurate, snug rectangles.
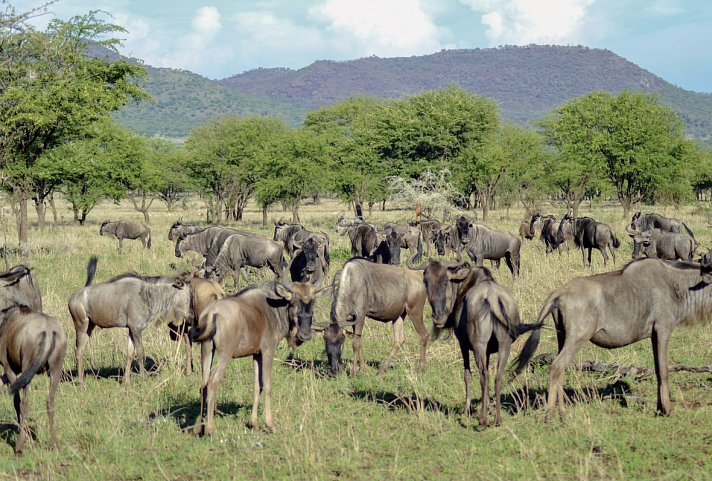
[529,353,712,381]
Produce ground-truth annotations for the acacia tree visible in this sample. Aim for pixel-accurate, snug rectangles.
[0,9,148,249]
[185,116,287,222]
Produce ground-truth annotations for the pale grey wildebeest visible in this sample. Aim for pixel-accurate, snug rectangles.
[527,252,712,418]
[99,220,152,253]
[68,257,192,386]
[1,305,67,454]
[168,220,203,242]
[464,224,521,277]
[175,226,257,267]
[626,226,697,261]
[408,259,541,426]
[191,280,330,436]
[321,255,428,376]
[557,214,620,266]
[204,234,287,288]
[0,265,42,312]
[631,212,695,238]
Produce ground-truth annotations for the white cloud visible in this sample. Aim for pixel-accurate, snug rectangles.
[191,6,222,35]
[233,11,323,48]
[460,0,595,45]
[311,0,448,57]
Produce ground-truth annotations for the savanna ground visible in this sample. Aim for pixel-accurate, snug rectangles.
[1,196,711,481]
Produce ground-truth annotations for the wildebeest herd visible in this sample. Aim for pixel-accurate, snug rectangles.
[1,210,711,454]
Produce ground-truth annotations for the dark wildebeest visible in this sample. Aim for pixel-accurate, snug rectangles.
[0,265,42,312]
[322,256,428,376]
[433,224,461,257]
[289,236,330,287]
[631,212,695,238]
[205,234,287,288]
[68,257,192,386]
[529,253,712,418]
[419,220,442,255]
[626,226,697,261]
[455,215,475,246]
[274,220,331,264]
[531,214,559,253]
[191,280,330,436]
[0,305,67,455]
[372,230,404,265]
[464,224,521,277]
[558,215,620,266]
[99,220,152,252]
[174,226,256,266]
[408,259,541,426]
[380,223,423,262]
[342,223,380,258]
[168,220,203,242]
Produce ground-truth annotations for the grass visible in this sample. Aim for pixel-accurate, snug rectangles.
[0,197,711,481]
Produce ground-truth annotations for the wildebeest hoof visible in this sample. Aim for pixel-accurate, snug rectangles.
[248,419,259,430]
[192,423,205,437]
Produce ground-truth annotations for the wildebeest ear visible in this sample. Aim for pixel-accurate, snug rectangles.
[316,285,334,298]
[701,250,712,283]
[173,279,186,289]
[272,282,293,301]
[447,266,470,281]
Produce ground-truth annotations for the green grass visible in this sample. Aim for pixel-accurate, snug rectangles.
[1,198,711,480]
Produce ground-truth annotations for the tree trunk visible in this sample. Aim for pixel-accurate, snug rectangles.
[48,193,58,224]
[79,210,88,225]
[262,206,268,228]
[381,199,386,211]
[482,198,490,225]
[368,201,374,217]
[291,201,300,223]
[18,194,29,254]
[34,200,46,229]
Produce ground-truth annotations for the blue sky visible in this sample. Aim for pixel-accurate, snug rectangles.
[12,0,712,92]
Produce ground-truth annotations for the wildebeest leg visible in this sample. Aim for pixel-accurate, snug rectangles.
[461,344,472,418]
[262,350,276,431]
[194,340,214,437]
[205,352,230,437]
[652,327,672,416]
[546,336,586,421]
[409,305,429,373]
[124,332,136,387]
[75,322,94,385]
[350,321,366,375]
[609,243,617,265]
[117,238,123,254]
[599,246,608,266]
[494,340,512,427]
[473,340,489,426]
[181,327,193,375]
[378,317,405,375]
[587,248,593,266]
[47,361,61,449]
[13,387,30,455]
[249,353,263,430]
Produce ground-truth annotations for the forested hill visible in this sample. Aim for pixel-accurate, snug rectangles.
[219,45,712,144]
[113,45,712,144]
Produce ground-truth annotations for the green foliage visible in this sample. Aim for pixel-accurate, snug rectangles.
[140,138,193,210]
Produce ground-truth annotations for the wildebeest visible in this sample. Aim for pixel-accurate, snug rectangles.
[519,215,543,241]
[531,214,559,253]
[342,223,380,258]
[168,220,203,242]
[323,256,428,376]
[631,212,695,238]
[68,257,192,386]
[289,236,330,287]
[464,224,521,277]
[433,224,462,257]
[558,215,620,266]
[0,265,42,312]
[334,211,371,235]
[626,226,697,261]
[529,253,712,418]
[204,234,287,288]
[175,226,257,267]
[380,223,423,263]
[191,281,329,435]
[408,260,541,426]
[418,220,442,255]
[372,230,404,265]
[99,220,152,252]
[0,305,67,454]
[273,220,331,263]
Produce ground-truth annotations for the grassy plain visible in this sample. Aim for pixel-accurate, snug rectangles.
[0,197,711,481]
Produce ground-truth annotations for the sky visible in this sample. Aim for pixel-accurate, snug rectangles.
[11,0,712,93]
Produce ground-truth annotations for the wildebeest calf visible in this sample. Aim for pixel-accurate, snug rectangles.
[1,305,67,454]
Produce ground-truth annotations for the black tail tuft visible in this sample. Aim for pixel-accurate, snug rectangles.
[10,332,51,395]
[509,324,543,377]
[85,256,98,287]
[147,229,152,249]
[612,234,621,249]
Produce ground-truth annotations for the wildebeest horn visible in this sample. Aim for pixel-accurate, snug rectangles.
[406,255,428,270]
[625,225,638,236]
[312,321,330,330]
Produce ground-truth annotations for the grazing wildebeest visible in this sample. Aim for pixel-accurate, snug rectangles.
[419,220,442,255]
[191,281,330,435]
[631,212,695,238]
[289,236,330,287]
[0,305,67,454]
[343,223,380,258]
[175,226,256,266]
[68,257,192,386]
[322,256,428,376]
[334,211,370,235]
[626,226,697,261]
[168,220,203,242]
[529,253,712,418]
[99,220,151,252]
[407,259,541,426]
[167,274,226,374]
[558,215,620,266]
[205,234,287,288]
[0,265,42,312]
[464,224,521,277]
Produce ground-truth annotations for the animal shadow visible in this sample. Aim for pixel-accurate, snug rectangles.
[150,401,245,431]
[0,422,37,451]
[62,357,161,384]
[349,389,453,416]
[501,380,633,415]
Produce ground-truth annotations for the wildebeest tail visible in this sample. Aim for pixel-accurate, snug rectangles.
[85,256,98,287]
[612,232,621,249]
[414,232,423,263]
[509,296,559,376]
[682,222,695,239]
[192,312,218,343]
[146,227,152,249]
[10,332,54,395]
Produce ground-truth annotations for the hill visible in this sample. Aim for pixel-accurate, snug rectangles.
[219,45,712,145]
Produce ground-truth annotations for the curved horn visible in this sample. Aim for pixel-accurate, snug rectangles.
[406,254,428,270]
[625,224,638,236]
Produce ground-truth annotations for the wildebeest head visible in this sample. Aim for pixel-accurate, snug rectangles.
[700,249,712,284]
[323,321,346,376]
[626,225,655,259]
[421,260,470,327]
[273,281,331,344]
[99,220,110,236]
[456,216,471,244]
[433,227,451,256]
[385,230,403,265]
[168,220,184,241]
[294,237,321,274]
